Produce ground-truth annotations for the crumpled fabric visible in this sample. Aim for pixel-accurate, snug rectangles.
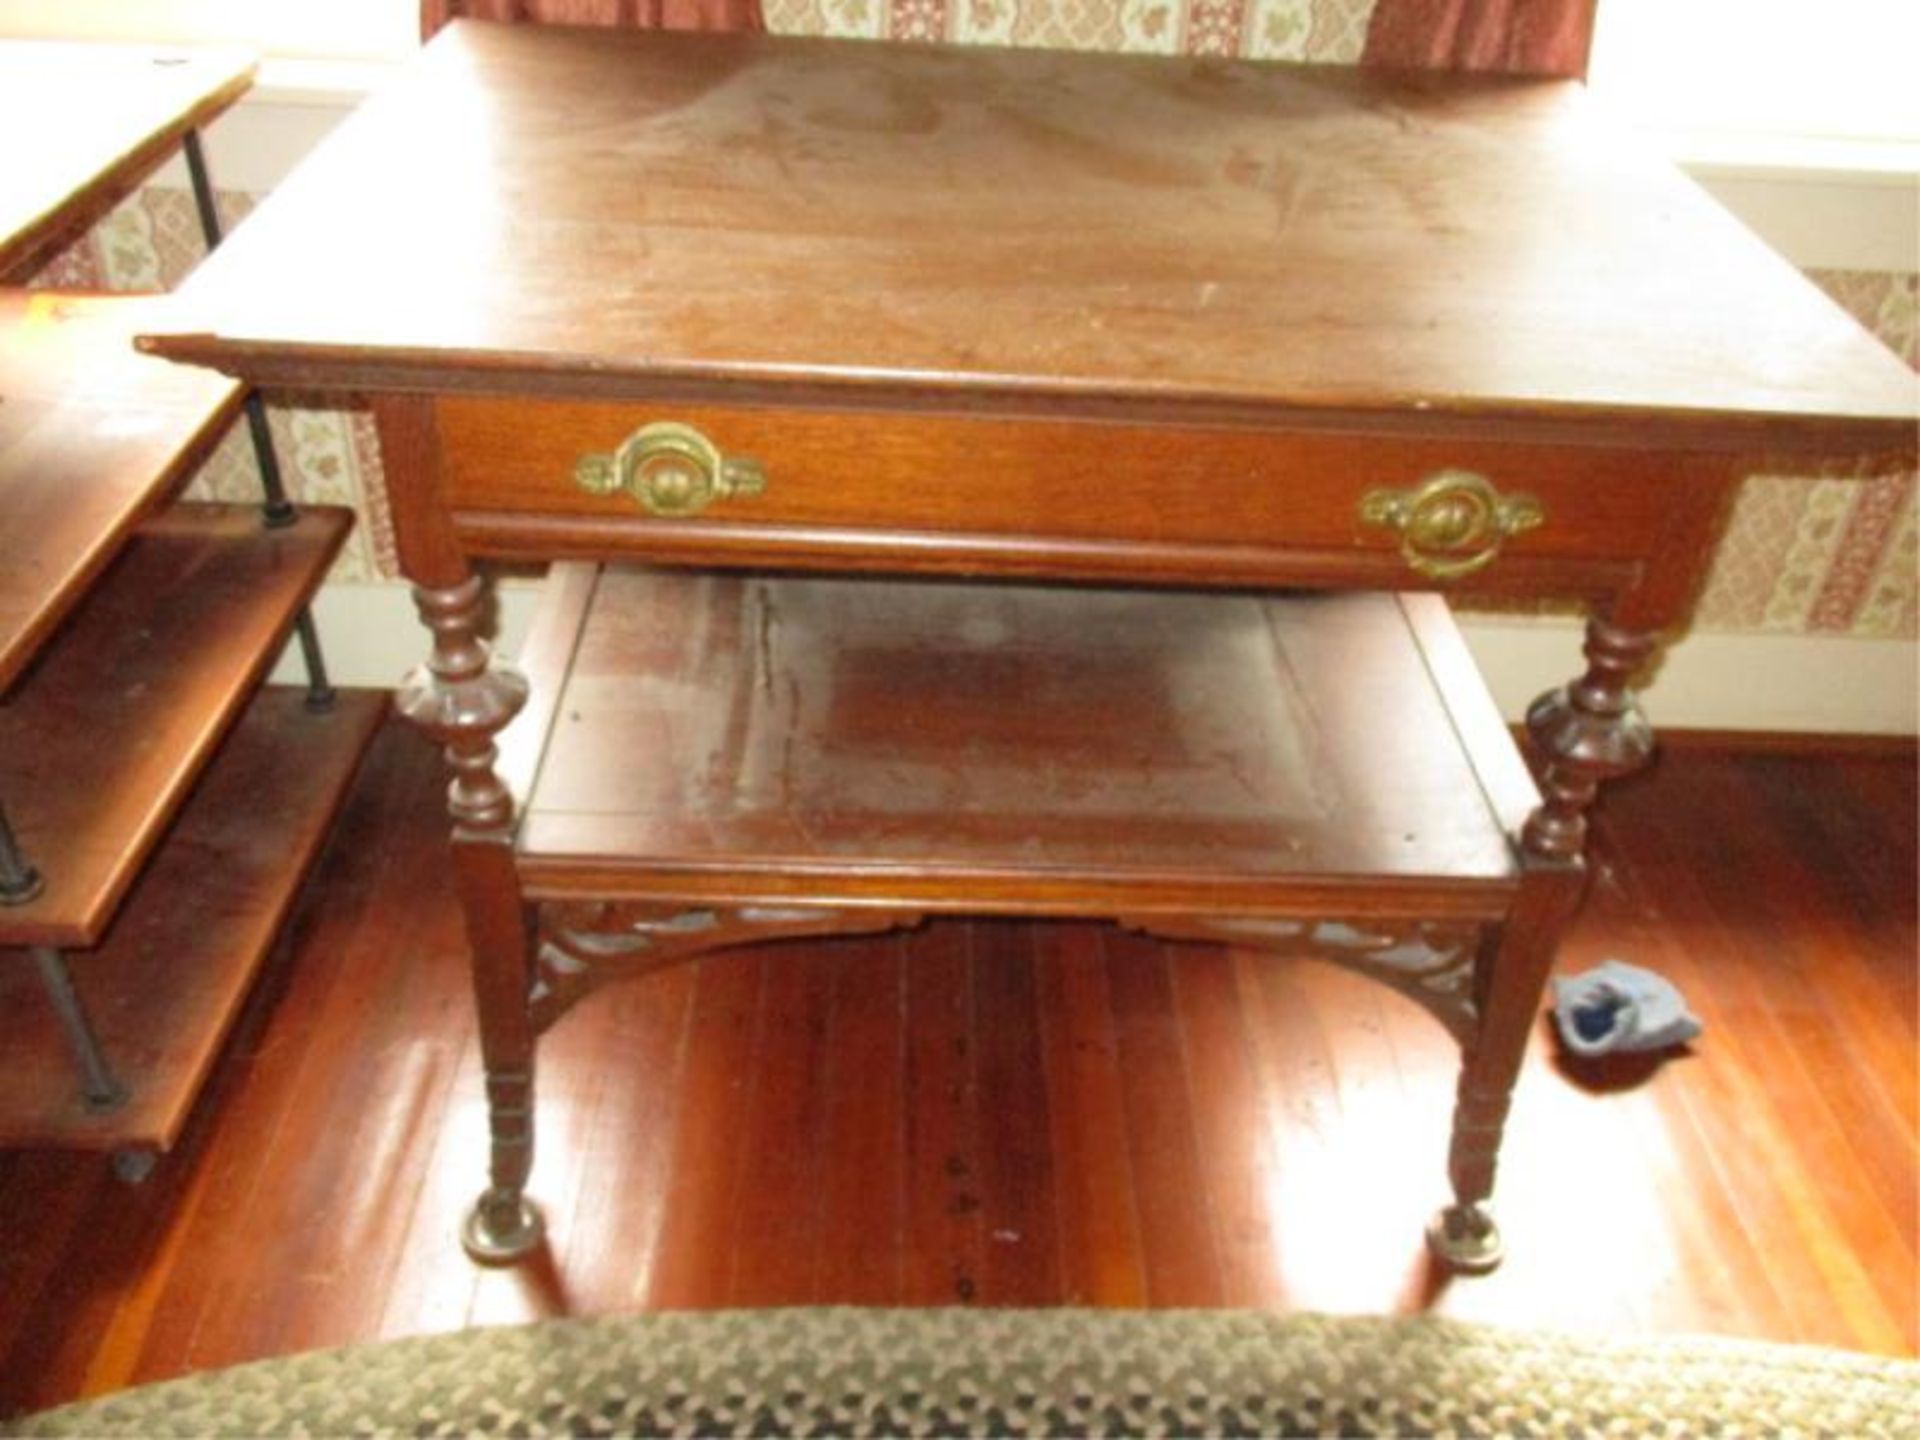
[1552,958,1703,1057]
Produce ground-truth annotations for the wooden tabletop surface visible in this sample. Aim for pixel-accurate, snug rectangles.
[141,23,1914,453]
[0,41,256,283]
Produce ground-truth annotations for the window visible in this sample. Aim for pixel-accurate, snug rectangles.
[0,0,414,63]
[1588,0,1920,155]
[6,0,1918,162]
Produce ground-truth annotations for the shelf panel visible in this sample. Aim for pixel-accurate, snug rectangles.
[0,687,384,1151]
[0,503,352,949]
[0,291,244,693]
[514,567,1524,911]
[0,41,255,283]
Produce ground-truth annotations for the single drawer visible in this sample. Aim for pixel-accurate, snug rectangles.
[435,396,1699,585]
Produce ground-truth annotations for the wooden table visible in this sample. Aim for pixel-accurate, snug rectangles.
[141,23,1916,1271]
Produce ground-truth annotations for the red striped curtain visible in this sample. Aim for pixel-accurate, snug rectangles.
[1363,0,1599,78]
[420,0,763,41]
[423,3,1592,78]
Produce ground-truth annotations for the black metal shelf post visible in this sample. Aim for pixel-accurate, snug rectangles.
[183,128,336,713]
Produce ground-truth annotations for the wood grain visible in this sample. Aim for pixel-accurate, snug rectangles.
[0,292,243,693]
[435,394,1722,558]
[434,397,1742,624]
[0,504,353,948]
[899,920,985,1306]
[0,689,383,1149]
[809,936,909,1305]
[140,25,1914,456]
[0,728,1909,1420]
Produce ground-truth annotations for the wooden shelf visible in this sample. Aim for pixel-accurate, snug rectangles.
[0,291,244,693]
[0,687,384,1150]
[511,566,1533,914]
[0,503,352,949]
[0,41,254,283]
[0,44,378,1160]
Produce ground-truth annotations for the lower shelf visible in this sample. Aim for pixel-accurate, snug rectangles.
[510,565,1537,916]
[0,503,353,948]
[0,686,385,1151]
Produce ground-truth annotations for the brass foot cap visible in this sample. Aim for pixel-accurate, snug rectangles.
[462,1193,545,1266]
[1426,1205,1504,1275]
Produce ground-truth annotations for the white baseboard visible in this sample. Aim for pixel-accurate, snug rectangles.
[271,581,1920,737]
[1457,616,1918,736]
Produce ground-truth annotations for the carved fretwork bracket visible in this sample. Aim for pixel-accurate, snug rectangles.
[1121,915,1486,1044]
[529,900,927,1033]
[528,903,1489,1043]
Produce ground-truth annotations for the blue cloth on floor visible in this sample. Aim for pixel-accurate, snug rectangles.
[1551,959,1702,1057]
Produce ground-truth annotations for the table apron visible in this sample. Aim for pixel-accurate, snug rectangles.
[512,859,1526,923]
[432,397,1733,616]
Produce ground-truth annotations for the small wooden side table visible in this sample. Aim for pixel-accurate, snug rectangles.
[141,24,1917,1269]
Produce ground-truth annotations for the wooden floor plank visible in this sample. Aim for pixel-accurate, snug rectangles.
[725,944,839,1307]
[1544,864,1791,1343]
[1166,945,1283,1310]
[1034,924,1148,1308]
[808,937,909,1306]
[971,921,1061,1305]
[548,965,700,1315]
[0,1152,123,1403]
[1708,762,1916,1204]
[641,953,764,1311]
[168,720,427,1372]
[1,732,1914,1421]
[1239,958,1364,1310]
[1588,769,1913,1353]
[373,1040,483,1343]
[899,921,984,1307]
[1104,927,1224,1308]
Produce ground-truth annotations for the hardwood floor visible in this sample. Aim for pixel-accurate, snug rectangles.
[0,718,1913,1413]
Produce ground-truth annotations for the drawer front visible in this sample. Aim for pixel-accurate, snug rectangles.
[435,396,1694,583]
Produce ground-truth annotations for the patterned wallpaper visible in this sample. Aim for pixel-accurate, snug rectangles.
[760,0,1375,59]
[28,15,1916,636]
[1701,274,1916,636]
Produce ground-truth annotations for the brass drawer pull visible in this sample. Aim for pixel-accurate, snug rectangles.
[575,421,767,518]
[1359,470,1543,580]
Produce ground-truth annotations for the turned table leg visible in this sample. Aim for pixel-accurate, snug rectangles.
[1520,618,1657,862]
[1426,874,1584,1272]
[1428,615,1659,1272]
[395,573,540,1264]
[452,841,542,1263]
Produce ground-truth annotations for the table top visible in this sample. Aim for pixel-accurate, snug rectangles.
[140,23,1914,454]
[0,41,256,283]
